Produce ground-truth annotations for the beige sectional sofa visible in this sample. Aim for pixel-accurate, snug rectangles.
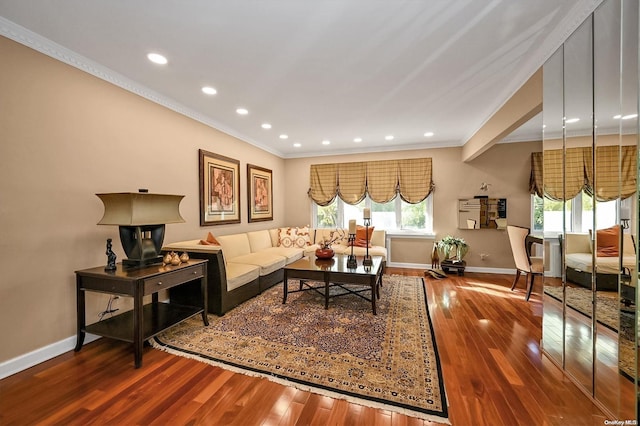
[163,227,387,315]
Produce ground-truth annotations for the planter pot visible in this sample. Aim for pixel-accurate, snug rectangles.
[315,248,335,259]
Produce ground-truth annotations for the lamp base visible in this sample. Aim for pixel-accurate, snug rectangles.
[122,256,163,268]
[347,255,358,269]
[362,256,373,266]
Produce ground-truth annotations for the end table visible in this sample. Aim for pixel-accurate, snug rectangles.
[75,259,208,368]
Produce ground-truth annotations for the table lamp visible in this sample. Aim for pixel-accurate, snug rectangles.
[97,190,185,268]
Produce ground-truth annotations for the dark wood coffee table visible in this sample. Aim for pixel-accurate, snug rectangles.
[283,254,384,314]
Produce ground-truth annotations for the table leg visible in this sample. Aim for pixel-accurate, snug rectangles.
[371,278,377,315]
[282,269,289,304]
[74,276,85,351]
[201,270,209,326]
[324,277,329,310]
[133,285,143,369]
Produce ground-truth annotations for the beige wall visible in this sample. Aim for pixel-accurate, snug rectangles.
[0,36,286,362]
[284,140,542,269]
[0,34,542,365]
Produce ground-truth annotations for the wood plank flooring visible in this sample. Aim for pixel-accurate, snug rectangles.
[0,269,612,425]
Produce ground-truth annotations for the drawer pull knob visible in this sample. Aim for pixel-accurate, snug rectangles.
[193,271,198,275]
[157,281,163,285]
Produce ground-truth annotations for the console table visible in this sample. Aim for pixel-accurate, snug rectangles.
[75,259,208,368]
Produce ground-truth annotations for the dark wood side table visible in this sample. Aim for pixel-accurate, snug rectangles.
[75,259,208,368]
[441,259,466,276]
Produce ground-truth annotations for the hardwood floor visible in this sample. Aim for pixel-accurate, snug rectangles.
[0,269,612,425]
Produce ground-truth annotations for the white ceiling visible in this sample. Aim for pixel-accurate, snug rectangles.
[0,0,600,158]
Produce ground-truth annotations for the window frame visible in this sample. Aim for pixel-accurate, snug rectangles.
[312,194,434,234]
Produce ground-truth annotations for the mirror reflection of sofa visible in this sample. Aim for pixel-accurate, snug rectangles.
[563,227,635,292]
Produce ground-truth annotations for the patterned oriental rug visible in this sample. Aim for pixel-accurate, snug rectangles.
[544,285,619,331]
[544,285,637,379]
[151,275,449,423]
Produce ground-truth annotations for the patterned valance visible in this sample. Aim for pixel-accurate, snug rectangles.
[530,145,636,201]
[309,158,435,205]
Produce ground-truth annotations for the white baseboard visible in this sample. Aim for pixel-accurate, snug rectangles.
[0,333,100,380]
[465,266,516,274]
[387,261,516,275]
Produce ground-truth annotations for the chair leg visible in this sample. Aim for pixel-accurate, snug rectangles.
[511,270,521,291]
[525,274,535,301]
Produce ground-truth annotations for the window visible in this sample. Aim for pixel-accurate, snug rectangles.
[313,195,433,233]
[532,191,624,234]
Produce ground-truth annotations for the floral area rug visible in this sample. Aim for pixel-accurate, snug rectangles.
[151,275,449,423]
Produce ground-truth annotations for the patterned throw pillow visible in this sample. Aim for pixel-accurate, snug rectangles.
[294,226,312,248]
[278,227,296,248]
[279,226,312,248]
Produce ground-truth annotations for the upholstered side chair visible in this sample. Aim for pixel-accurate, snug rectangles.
[507,225,544,301]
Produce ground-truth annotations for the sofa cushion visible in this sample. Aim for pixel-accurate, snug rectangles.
[231,252,286,276]
[247,230,274,252]
[225,262,260,291]
[217,233,252,260]
[261,246,304,264]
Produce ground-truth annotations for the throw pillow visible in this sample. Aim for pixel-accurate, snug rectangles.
[294,226,312,248]
[351,225,375,247]
[200,232,221,245]
[596,225,620,257]
[278,227,296,248]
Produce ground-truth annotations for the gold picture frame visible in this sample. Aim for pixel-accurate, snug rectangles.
[247,164,273,222]
[200,149,241,226]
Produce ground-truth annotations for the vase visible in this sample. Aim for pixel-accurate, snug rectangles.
[315,248,335,259]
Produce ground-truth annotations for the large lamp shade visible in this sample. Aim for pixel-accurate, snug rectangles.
[97,192,185,267]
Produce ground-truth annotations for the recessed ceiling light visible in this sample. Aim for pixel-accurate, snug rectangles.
[261,123,272,129]
[622,114,638,120]
[565,118,580,124]
[236,108,249,115]
[201,86,217,95]
[385,135,394,141]
[279,134,288,139]
[613,114,622,119]
[423,132,434,137]
[147,53,168,65]
[354,137,362,143]
[293,143,301,148]
[322,140,331,145]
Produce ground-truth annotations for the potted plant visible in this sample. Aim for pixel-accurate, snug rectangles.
[436,235,468,263]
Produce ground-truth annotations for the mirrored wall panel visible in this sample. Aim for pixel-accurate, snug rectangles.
[540,0,638,419]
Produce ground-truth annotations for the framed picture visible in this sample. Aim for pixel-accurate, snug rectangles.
[247,164,273,222]
[200,149,241,226]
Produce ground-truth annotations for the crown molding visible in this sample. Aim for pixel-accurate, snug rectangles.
[0,16,285,158]
[282,139,462,159]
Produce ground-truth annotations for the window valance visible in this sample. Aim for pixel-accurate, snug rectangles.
[309,158,435,205]
[530,145,636,201]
